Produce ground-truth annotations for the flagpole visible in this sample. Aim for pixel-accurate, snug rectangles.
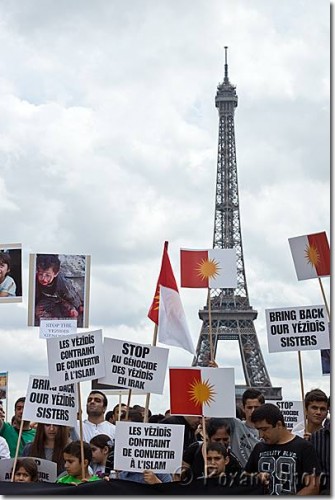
[144,324,158,422]
[10,419,24,481]
[125,389,132,420]
[318,277,330,319]
[207,289,214,362]
[202,414,208,482]
[5,372,8,425]
[152,323,159,346]
[118,394,122,421]
[77,382,86,480]
[297,350,307,434]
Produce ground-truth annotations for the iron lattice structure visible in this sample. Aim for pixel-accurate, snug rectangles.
[192,49,282,401]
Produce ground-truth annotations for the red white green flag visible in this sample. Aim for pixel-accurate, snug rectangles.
[169,367,235,417]
[180,248,237,288]
[288,232,330,281]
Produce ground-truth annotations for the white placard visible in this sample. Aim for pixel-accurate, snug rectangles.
[23,375,78,426]
[47,330,105,385]
[98,338,169,394]
[114,421,184,473]
[0,457,57,482]
[265,305,329,353]
[40,319,77,338]
[267,400,304,430]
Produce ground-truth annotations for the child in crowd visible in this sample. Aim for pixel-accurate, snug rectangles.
[57,441,100,485]
[183,418,242,482]
[34,254,83,326]
[0,252,16,297]
[89,434,115,478]
[13,458,38,482]
[205,442,229,478]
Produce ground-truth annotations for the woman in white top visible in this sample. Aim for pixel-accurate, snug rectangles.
[0,436,10,458]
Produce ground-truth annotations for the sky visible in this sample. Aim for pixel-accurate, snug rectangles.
[0,0,330,419]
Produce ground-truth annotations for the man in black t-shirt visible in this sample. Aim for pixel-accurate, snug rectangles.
[245,403,320,495]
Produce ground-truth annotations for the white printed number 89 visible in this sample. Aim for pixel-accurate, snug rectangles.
[259,456,296,495]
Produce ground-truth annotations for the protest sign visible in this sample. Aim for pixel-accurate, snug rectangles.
[321,349,330,375]
[22,375,78,426]
[39,319,77,339]
[98,338,169,394]
[265,305,329,353]
[267,400,304,430]
[0,457,57,482]
[47,330,105,385]
[91,379,143,395]
[0,243,22,303]
[0,371,8,399]
[28,253,91,328]
[114,421,184,473]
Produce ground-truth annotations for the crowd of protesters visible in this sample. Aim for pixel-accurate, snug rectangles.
[0,387,330,494]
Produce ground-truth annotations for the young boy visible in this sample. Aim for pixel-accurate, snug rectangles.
[0,252,16,297]
[57,441,100,484]
[206,442,230,478]
[292,388,329,439]
[35,254,83,326]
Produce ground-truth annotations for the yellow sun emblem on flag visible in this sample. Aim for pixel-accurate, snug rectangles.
[188,378,216,407]
[153,291,160,311]
[304,244,320,269]
[196,258,220,281]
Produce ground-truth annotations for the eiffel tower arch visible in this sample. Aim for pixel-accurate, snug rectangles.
[193,48,282,402]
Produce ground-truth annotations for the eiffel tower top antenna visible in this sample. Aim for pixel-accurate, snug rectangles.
[224,46,229,83]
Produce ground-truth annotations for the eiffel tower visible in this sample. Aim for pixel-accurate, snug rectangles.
[193,48,282,402]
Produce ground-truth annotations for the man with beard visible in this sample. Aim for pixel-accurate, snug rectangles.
[80,391,115,444]
[0,397,36,457]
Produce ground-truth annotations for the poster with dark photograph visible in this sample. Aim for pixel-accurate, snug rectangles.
[0,372,8,400]
[320,325,330,375]
[321,349,330,375]
[0,244,22,303]
[28,253,90,328]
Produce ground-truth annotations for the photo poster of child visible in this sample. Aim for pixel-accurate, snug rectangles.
[27,253,91,328]
[0,243,22,303]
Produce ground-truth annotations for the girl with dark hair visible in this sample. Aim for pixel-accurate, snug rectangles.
[89,434,114,478]
[22,423,70,475]
[13,458,38,482]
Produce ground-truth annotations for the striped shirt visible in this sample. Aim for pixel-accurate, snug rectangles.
[310,427,330,492]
